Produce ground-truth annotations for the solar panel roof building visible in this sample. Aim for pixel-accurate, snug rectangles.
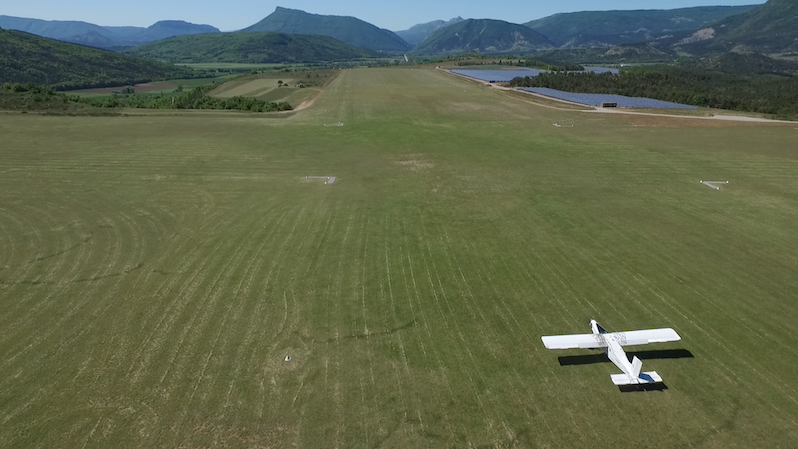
[521,87,698,110]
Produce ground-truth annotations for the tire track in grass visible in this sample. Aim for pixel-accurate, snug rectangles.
[494,244,584,430]
[250,203,311,422]
[0,209,32,321]
[220,210,290,416]
[436,225,510,418]
[0,204,124,433]
[399,216,457,444]
[383,217,424,438]
[323,209,356,449]
[0,204,79,331]
[455,238,557,443]
[474,218,599,440]
[0,209,19,278]
[355,215,372,448]
[126,207,242,385]
[438,223,552,444]
[476,248,561,439]
[328,211,368,448]
[289,202,349,447]
[156,205,276,386]
[78,206,168,388]
[416,215,496,443]
[155,204,264,393]
[166,203,286,444]
[1,205,99,366]
[43,209,146,372]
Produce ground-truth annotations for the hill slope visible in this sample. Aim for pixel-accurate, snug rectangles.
[524,5,757,48]
[673,0,798,54]
[0,15,220,49]
[395,17,464,46]
[0,29,194,89]
[125,32,378,63]
[0,15,117,41]
[141,21,219,41]
[412,19,553,55]
[240,7,410,52]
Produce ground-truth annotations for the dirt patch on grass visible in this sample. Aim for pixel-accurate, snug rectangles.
[396,155,435,172]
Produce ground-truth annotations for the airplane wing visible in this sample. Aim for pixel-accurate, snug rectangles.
[613,328,681,346]
[541,334,605,349]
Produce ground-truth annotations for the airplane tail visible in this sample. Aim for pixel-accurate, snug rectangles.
[631,356,643,377]
[610,356,663,385]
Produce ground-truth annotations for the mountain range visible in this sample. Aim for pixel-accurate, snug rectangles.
[412,19,553,55]
[0,16,219,50]
[523,5,757,48]
[2,1,796,58]
[395,17,464,46]
[666,0,798,54]
[0,29,193,89]
[239,7,410,52]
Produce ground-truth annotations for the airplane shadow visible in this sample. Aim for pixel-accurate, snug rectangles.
[557,350,693,394]
[557,349,694,367]
[618,382,669,393]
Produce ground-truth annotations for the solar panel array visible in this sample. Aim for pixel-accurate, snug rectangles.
[451,67,620,83]
[451,68,545,82]
[521,87,698,110]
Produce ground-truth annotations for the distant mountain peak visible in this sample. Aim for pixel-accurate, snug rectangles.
[413,19,553,55]
[0,15,220,50]
[524,5,758,48]
[240,7,410,52]
[396,17,465,46]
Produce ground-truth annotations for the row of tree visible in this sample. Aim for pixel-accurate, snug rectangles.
[509,67,798,117]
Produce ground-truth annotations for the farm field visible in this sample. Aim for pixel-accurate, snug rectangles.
[1,67,798,448]
[210,72,333,108]
[212,78,295,98]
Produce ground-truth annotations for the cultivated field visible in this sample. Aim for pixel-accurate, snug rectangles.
[1,67,798,448]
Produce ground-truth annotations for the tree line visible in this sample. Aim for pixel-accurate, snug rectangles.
[1,83,292,113]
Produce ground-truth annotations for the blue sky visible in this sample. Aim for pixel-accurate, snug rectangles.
[1,0,765,31]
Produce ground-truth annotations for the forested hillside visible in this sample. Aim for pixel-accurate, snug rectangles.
[524,6,757,48]
[395,17,464,46]
[413,19,553,55]
[672,0,798,54]
[125,32,378,63]
[0,29,195,90]
[510,62,798,117]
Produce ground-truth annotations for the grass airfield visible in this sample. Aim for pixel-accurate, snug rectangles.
[1,67,798,448]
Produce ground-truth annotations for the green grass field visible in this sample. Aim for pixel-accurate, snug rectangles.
[1,67,798,448]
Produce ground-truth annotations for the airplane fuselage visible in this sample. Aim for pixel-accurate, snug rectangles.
[590,319,636,379]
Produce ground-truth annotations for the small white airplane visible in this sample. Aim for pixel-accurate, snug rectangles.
[542,320,681,385]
